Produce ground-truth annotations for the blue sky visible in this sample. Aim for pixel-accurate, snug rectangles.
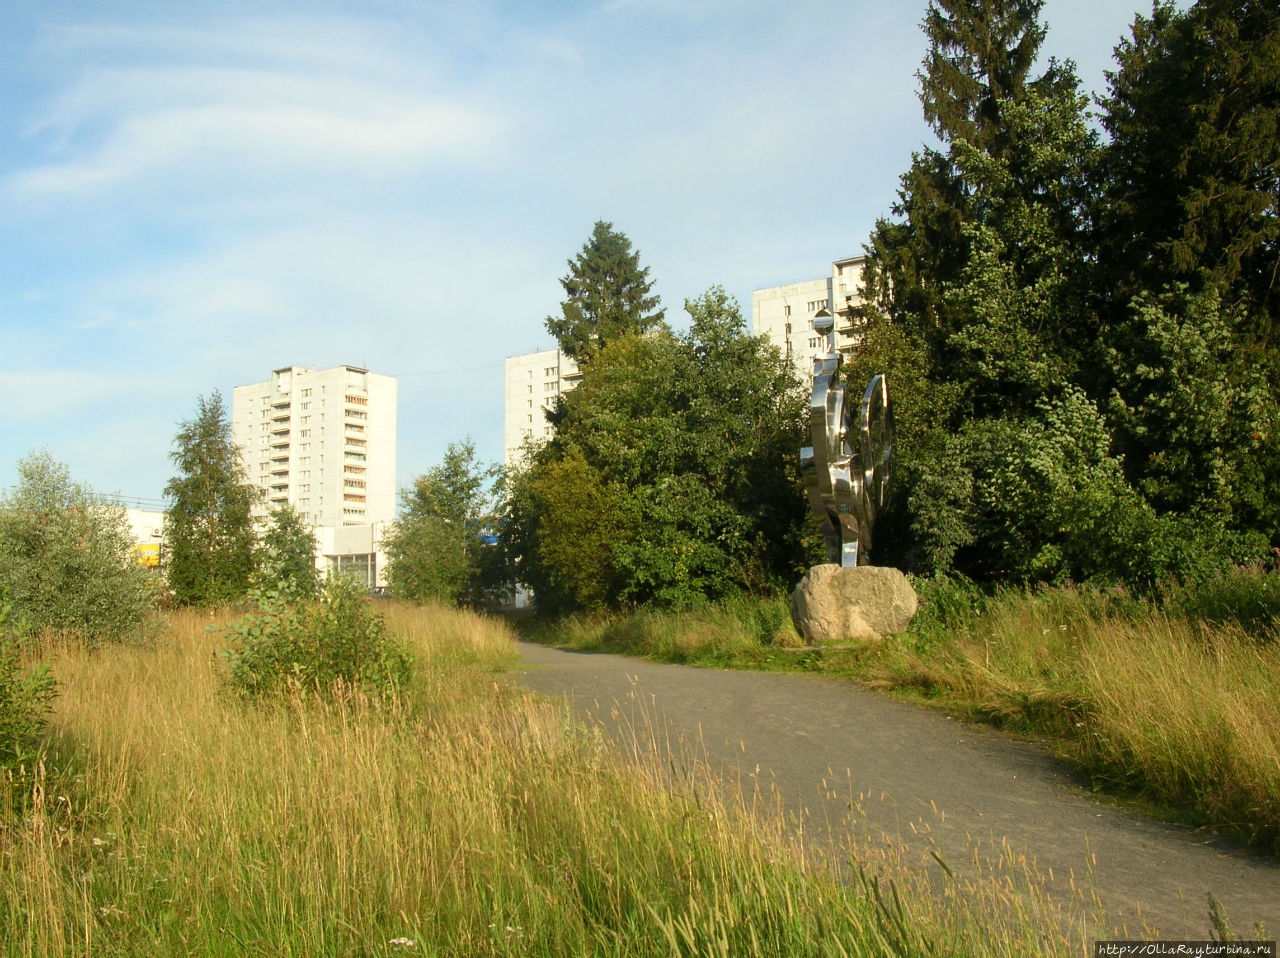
[1,0,1167,505]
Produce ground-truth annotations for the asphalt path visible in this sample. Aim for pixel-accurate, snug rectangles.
[516,642,1280,941]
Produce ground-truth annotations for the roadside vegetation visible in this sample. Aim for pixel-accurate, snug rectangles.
[527,567,1280,855]
[1,602,1096,956]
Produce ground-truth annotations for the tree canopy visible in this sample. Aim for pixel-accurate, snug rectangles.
[849,0,1278,587]
[544,220,665,362]
[257,504,319,597]
[163,392,260,606]
[510,288,814,615]
[383,439,500,606]
[0,450,155,643]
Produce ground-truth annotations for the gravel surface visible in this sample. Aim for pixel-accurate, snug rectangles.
[516,642,1280,940]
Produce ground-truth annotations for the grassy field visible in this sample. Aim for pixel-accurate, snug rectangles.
[0,601,1099,956]
[525,570,1280,854]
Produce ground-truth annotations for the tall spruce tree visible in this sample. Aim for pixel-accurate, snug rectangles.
[544,220,665,362]
[863,0,1087,359]
[1098,0,1280,341]
[163,392,259,605]
[1096,0,1280,546]
[853,0,1106,579]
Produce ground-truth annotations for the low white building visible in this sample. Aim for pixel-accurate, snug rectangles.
[751,255,868,381]
[124,507,166,569]
[315,522,388,591]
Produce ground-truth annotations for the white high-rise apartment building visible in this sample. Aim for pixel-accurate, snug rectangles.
[751,255,868,381]
[231,365,397,530]
[503,348,581,468]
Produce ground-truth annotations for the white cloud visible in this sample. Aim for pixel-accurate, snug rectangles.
[13,71,501,197]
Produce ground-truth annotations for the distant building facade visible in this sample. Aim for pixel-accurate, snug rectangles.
[503,348,581,469]
[231,365,397,588]
[751,255,868,381]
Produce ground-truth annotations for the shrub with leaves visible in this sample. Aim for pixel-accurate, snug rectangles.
[0,450,156,645]
[221,573,411,698]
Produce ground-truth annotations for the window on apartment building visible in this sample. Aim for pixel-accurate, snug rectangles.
[809,338,818,348]
[301,402,310,411]
[784,305,791,317]
[301,388,311,398]
[527,385,533,394]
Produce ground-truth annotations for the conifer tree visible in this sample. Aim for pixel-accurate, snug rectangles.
[163,392,259,606]
[1098,0,1280,341]
[862,0,1090,370]
[544,220,665,361]
[1096,0,1280,544]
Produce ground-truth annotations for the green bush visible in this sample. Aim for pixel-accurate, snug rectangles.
[221,574,411,698]
[0,451,156,645]
[1161,564,1280,637]
[0,592,57,798]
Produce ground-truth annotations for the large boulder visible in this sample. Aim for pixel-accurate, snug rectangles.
[790,564,918,643]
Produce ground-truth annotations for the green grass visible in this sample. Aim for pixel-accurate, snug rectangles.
[523,568,1280,854]
[0,601,1092,956]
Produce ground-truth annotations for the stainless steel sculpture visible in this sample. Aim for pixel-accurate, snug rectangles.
[799,310,894,567]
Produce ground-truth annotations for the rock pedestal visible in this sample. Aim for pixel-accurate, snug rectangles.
[790,564,918,643]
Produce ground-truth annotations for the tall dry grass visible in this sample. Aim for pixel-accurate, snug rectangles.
[1,601,1088,956]
[862,590,1280,850]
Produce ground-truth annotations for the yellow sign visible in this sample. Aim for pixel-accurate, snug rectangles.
[133,543,161,568]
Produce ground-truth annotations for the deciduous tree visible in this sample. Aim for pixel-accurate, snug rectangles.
[383,439,499,605]
[164,392,259,606]
[258,504,319,597]
[0,450,155,643]
[509,288,813,615]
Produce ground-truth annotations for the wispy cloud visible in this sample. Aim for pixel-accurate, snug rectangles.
[0,0,1167,501]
